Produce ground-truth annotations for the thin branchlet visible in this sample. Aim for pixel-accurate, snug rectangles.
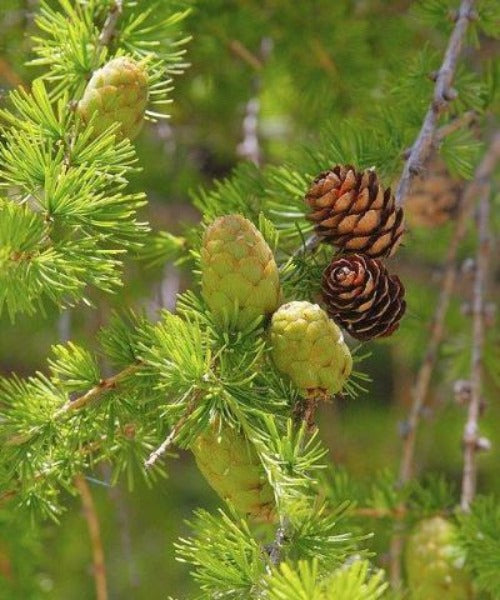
[395,0,477,207]
[461,132,499,511]
[397,136,500,487]
[389,134,500,587]
[97,0,123,51]
[75,474,108,600]
[144,393,199,469]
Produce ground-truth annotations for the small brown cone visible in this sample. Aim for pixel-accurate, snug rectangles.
[306,164,404,258]
[405,156,461,228]
[322,254,406,341]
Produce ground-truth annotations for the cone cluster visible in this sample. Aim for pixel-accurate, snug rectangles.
[78,56,148,141]
[405,517,472,600]
[193,163,410,517]
[305,164,407,341]
[195,213,356,518]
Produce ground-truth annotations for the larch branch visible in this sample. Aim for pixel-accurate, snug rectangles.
[389,132,500,588]
[398,133,500,487]
[267,517,290,567]
[395,0,477,207]
[6,363,141,447]
[54,363,141,418]
[436,110,477,141]
[460,132,499,511]
[75,475,108,600]
[97,0,123,51]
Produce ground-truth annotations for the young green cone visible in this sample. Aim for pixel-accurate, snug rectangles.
[270,301,352,398]
[405,516,472,600]
[77,57,148,140]
[191,420,274,521]
[201,215,281,329]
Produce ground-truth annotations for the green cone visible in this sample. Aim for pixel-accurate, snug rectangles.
[201,215,281,329]
[405,516,472,600]
[77,57,148,140]
[191,420,275,521]
[270,301,352,397]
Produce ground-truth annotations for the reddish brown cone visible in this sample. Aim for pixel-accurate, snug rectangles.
[306,165,404,258]
[322,254,406,341]
[405,156,461,228]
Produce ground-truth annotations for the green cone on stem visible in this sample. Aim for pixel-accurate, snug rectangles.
[191,420,275,522]
[270,301,352,398]
[405,516,472,600]
[201,215,281,329]
[77,56,148,140]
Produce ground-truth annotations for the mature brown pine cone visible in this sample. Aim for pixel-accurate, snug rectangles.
[306,165,404,258]
[322,254,406,341]
[405,156,461,228]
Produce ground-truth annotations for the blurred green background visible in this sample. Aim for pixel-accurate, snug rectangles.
[0,0,498,598]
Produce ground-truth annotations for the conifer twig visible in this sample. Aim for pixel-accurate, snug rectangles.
[390,133,500,586]
[398,133,500,487]
[267,518,290,567]
[395,0,477,207]
[144,394,199,469]
[97,0,123,51]
[460,133,499,511]
[228,40,263,71]
[237,38,272,166]
[54,363,141,418]
[0,57,25,88]
[283,233,321,269]
[436,110,477,141]
[74,475,108,600]
[5,363,141,447]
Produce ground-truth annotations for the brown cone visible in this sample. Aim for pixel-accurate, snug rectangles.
[405,156,461,228]
[322,254,406,341]
[306,165,404,258]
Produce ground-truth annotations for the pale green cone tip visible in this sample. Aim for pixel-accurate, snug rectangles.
[405,516,472,600]
[77,56,148,141]
[201,214,281,330]
[191,420,275,522]
[270,300,352,396]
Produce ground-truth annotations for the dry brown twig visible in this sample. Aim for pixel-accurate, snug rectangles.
[386,0,479,586]
[389,132,500,586]
[460,132,499,511]
[97,0,123,51]
[74,475,108,600]
[228,39,263,71]
[397,135,500,488]
[395,0,478,207]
